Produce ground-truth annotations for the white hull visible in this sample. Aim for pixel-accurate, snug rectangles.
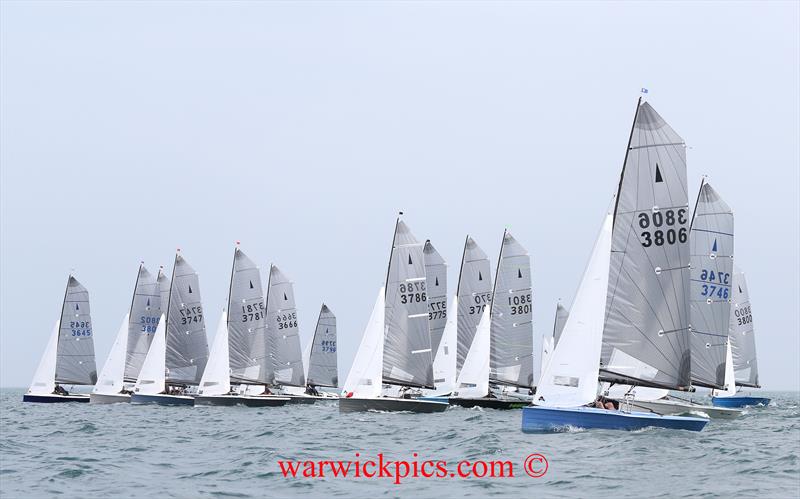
[618,397,742,419]
[90,392,131,404]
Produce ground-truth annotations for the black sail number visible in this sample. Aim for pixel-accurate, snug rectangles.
[639,209,687,248]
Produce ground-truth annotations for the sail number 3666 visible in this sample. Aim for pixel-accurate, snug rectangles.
[639,209,687,247]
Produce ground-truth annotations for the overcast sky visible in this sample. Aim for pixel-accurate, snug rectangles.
[2,1,798,390]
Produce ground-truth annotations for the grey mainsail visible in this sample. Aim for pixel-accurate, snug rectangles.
[157,267,170,318]
[383,219,434,388]
[456,236,493,374]
[307,304,338,387]
[124,264,161,383]
[227,247,270,384]
[266,265,305,387]
[489,230,534,388]
[423,240,448,356]
[165,253,209,385]
[689,181,733,389]
[601,100,692,391]
[729,267,760,387]
[552,303,569,347]
[55,276,97,385]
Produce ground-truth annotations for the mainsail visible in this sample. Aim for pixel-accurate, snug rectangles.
[267,265,305,387]
[552,303,569,347]
[228,247,270,384]
[55,276,97,385]
[307,304,338,387]
[601,100,692,391]
[124,264,162,383]
[423,240,448,356]
[729,267,760,387]
[383,219,434,389]
[456,236,493,374]
[489,230,534,388]
[165,253,209,385]
[689,180,733,389]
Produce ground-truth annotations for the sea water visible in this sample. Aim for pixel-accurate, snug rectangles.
[1,389,798,498]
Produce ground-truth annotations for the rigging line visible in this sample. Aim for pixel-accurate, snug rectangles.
[691,228,734,237]
[628,141,685,150]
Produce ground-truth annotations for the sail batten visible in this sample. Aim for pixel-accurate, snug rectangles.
[307,304,338,388]
[728,268,760,387]
[124,265,162,383]
[228,248,270,384]
[601,101,692,391]
[456,236,493,374]
[165,254,209,386]
[489,230,534,388]
[267,265,305,387]
[382,219,434,388]
[55,276,97,385]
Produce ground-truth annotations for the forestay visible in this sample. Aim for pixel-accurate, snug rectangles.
[307,304,338,387]
[536,212,612,408]
[456,236,493,374]
[228,247,270,384]
[423,241,448,356]
[383,219,434,388]
[56,276,97,385]
[267,265,305,387]
[165,254,209,385]
[124,264,162,383]
[601,100,692,391]
[728,267,760,387]
[489,230,534,388]
[689,181,733,389]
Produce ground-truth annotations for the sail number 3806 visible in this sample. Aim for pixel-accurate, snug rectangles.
[639,209,687,247]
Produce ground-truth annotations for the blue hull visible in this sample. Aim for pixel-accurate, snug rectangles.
[711,396,770,408]
[130,393,194,406]
[521,405,708,432]
[23,394,89,403]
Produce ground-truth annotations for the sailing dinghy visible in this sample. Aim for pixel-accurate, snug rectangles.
[711,267,770,407]
[131,251,210,406]
[523,99,709,432]
[340,216,448,413]
[24,275,98,403]
[450,231,533,409]
[303,304,340,399]
[195,246,289,407]
[91,264,164,404]
[605,181,741,418]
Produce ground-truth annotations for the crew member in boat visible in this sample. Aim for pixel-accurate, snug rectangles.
[53,384,68,396]
[593,396,618,410]
[305,384,320,396]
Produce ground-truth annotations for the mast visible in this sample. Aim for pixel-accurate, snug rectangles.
[611,96,642,228]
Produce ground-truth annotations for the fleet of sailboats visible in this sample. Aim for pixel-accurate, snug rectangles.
[21,97,773,433]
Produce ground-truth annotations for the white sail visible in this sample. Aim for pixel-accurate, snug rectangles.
[27,321,60,395]
[133,315,167,395]
[712,339,737,397]
[92,314,129,395]
[341,288,385,398]
[535,211,613,408]
[539,335,554,386]
[198,310,231,396]
[430,295,458,395]
[453,309,491,399]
